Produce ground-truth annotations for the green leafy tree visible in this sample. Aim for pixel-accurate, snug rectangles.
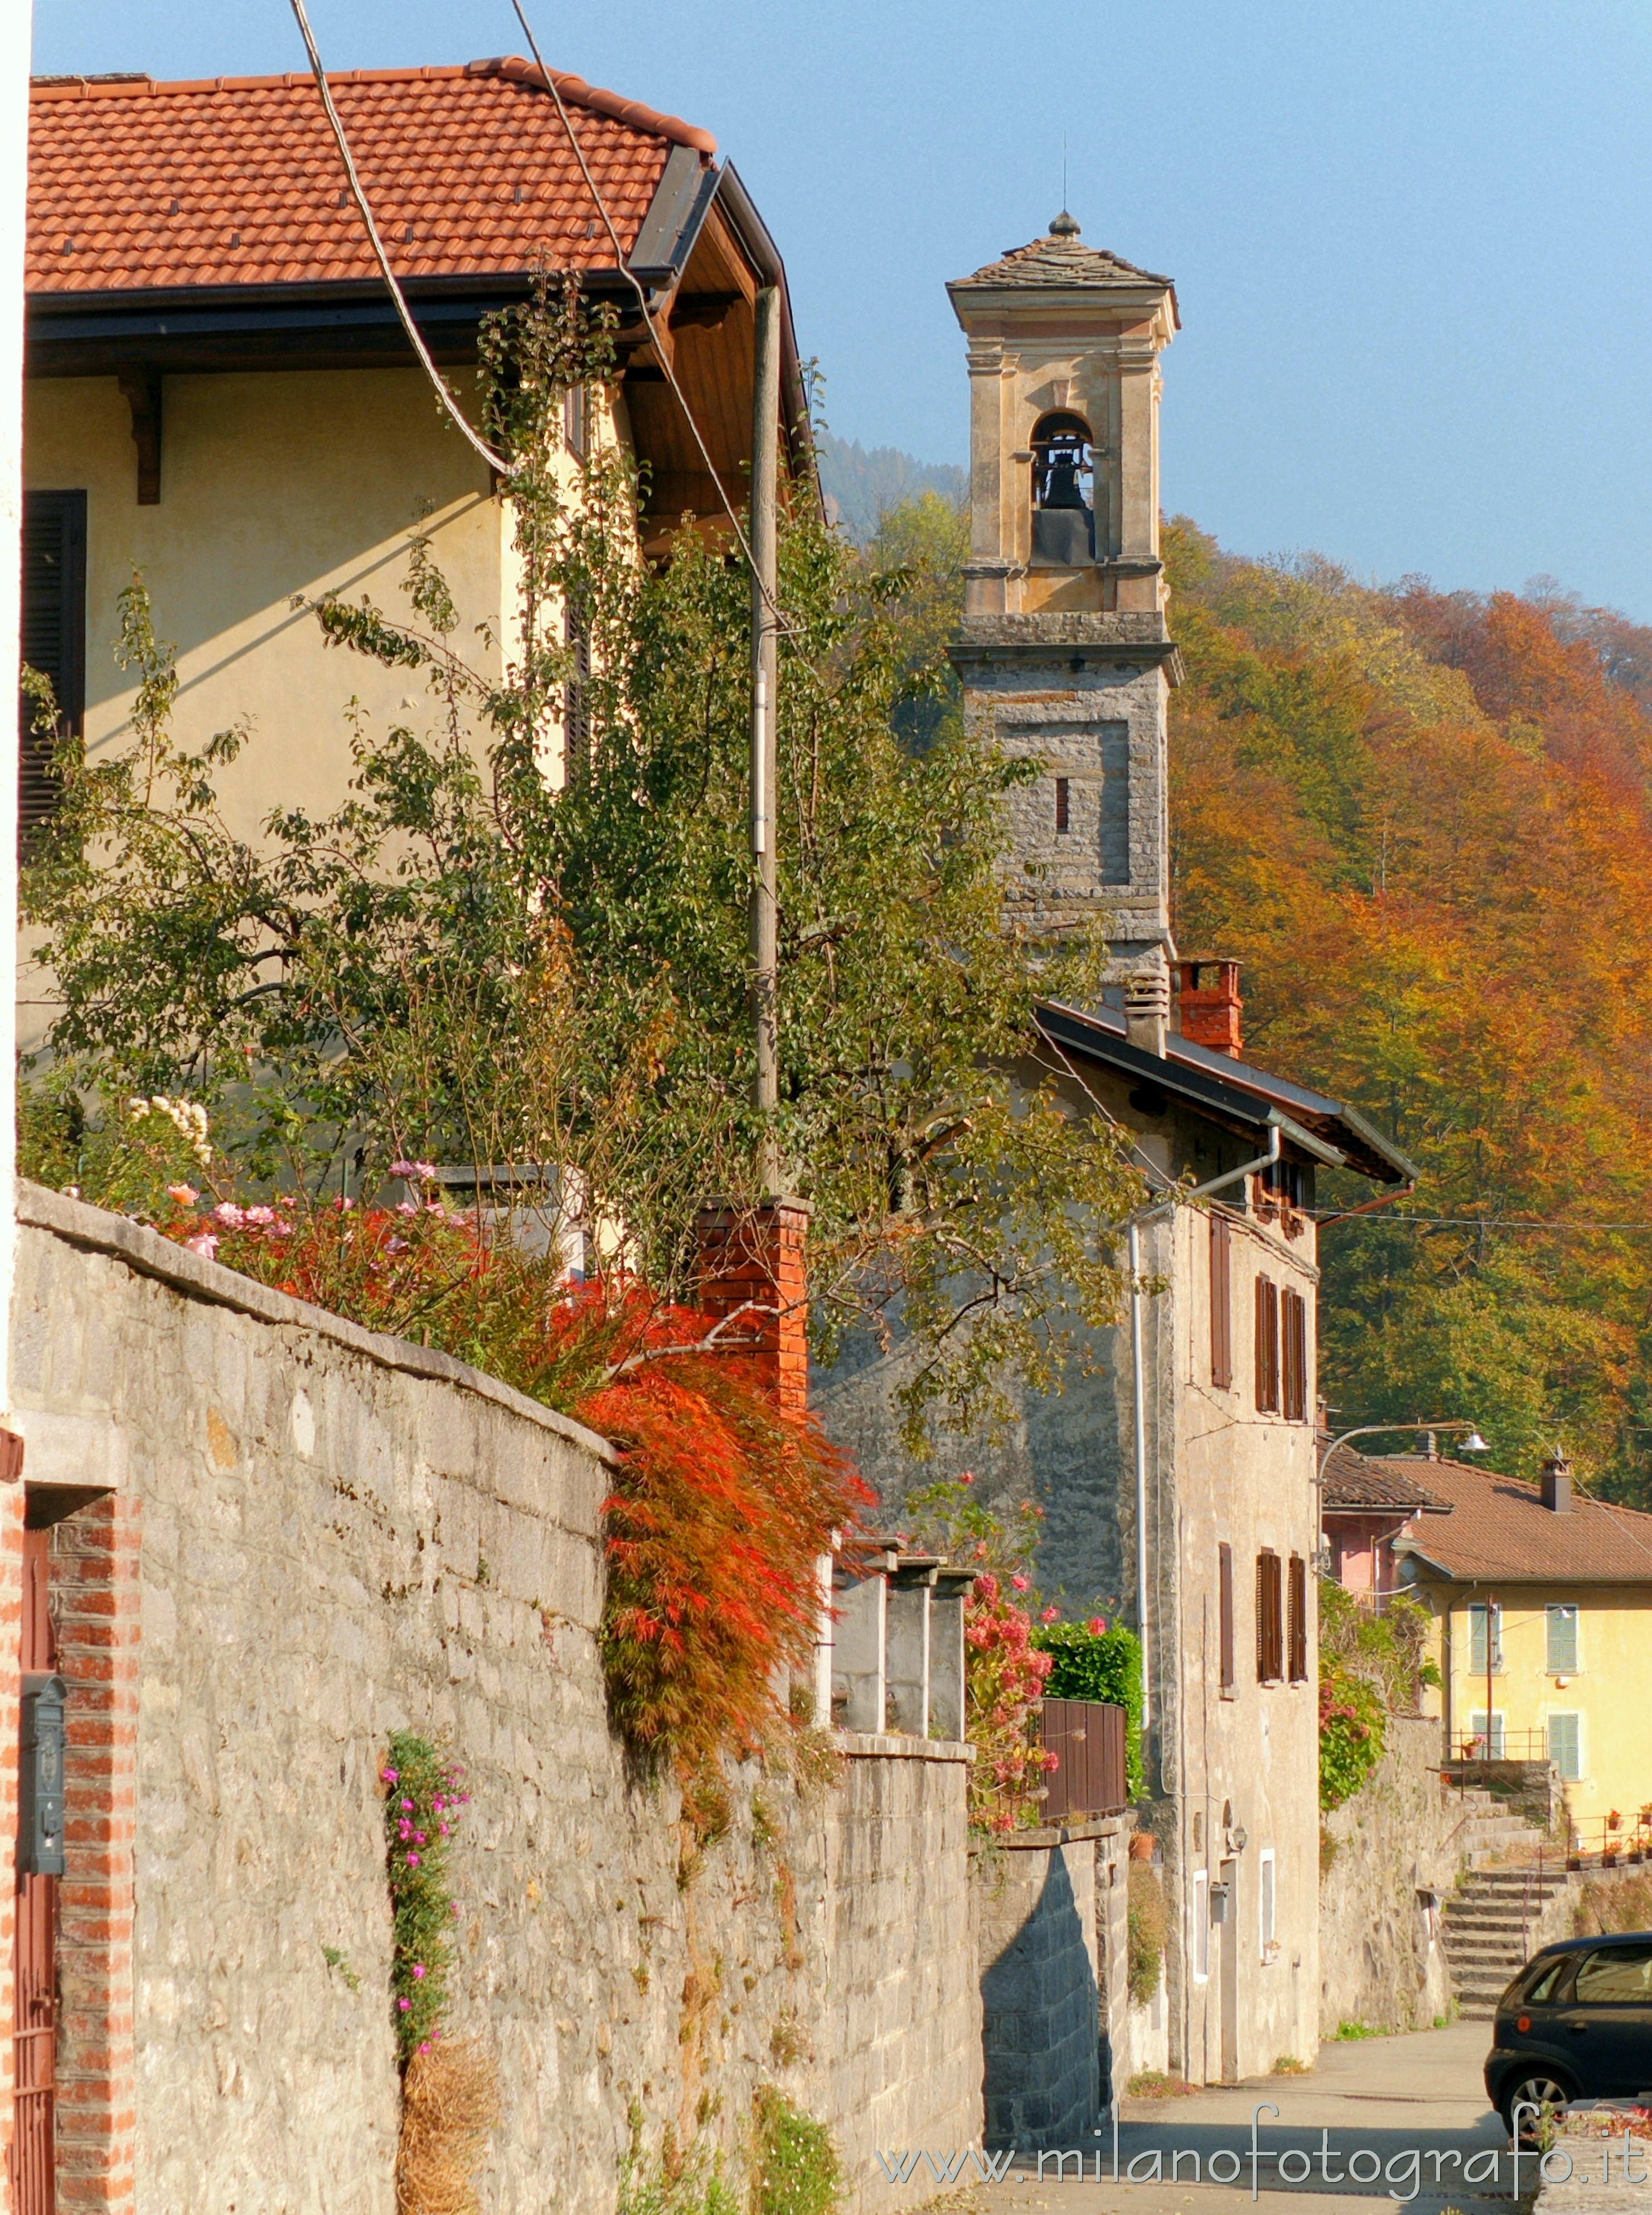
[21,278,1144,1446]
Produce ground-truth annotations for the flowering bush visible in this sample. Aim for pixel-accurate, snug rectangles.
[381,1731,469,2063]
[1318,1668,1384,1812]
[966,1570,1055,1832]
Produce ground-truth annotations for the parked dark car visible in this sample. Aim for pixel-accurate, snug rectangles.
[1486,1931,1652,2132]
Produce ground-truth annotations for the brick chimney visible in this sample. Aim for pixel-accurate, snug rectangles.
[1174,958,1243,1058]
[1540,1451,1572,1514]
[694,1200,810,1416]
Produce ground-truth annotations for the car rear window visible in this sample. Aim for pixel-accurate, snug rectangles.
[1575,1944,1652,2002]
[1523,1957,1568,2004]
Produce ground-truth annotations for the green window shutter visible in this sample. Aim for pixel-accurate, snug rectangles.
[1468,1603,1501,1676]
[1547,1713,1581,1781]
[1546,1605,1578,1674]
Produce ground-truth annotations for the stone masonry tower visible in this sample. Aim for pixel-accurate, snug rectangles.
[948,214,1181,1005]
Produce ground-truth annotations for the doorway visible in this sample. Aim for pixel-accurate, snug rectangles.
[12,1526,57,2214]
[1219,1857,1239,2085]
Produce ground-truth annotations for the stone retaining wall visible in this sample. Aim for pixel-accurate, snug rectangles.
[11,1187,982,2213]
[1319,1716,1460,2038]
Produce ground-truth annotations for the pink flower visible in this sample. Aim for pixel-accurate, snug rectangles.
[382,1768,399,1783]
[419,2041,431,2054]
[395,1200,420,1217]
[398,1998,411,2011]
[401,1799,413,1812]
[450,1902,461,1916]
[439,1822,449,1836]
[1087,1616,1107,1635]
[245,1205,275,1226]
[391,1160,438,1181]
[411,1963,426,1980]
[185,1233,219,1259]
[166,1183,198,1206]
[957,1471,974,1486]
[1010,1574,1029,1592]
[406,1852,420,1866]
[1040,1604,1060,1624]
[211,1202,245,1228]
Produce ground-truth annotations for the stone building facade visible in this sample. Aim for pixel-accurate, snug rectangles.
[820,215,1417,2090]
[8,1184,984,2212]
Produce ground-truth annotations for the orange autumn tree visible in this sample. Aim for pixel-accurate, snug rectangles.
[1165,520,1652,1500]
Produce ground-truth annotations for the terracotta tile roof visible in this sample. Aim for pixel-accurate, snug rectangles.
[1321,1445,1448,1513]
[952,214,1174,296]
[27,56,714,297]
[1386,1454,1652,1585]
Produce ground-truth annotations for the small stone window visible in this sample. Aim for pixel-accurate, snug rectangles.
[1054,775,1070,833]
[1030,410,1094,565]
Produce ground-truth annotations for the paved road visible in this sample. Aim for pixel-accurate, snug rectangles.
[880,2023,1605,2215]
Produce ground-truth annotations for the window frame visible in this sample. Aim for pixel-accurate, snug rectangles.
[1209,1213,1233,1390]
[1253,1275,1280,1413]
[1467,1602,1503,1677]
[1256,1549,1284,1685]
[20,486,88,837]
[1468,1709,1506,1758]
[1281,1288,1308,1422]
[1191,1868,1210,1981]
[1258,1847,1277,1957]
[1287,1554,1308,1683]
[1218,1542,1235,1695]
[1546,1603,1580,1676]
[1547,1711,1582,1782]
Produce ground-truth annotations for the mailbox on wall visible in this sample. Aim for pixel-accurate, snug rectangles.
[18,1671,67,1877]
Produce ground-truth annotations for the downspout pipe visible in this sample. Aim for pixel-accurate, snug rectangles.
[1123,1126,1282,1737]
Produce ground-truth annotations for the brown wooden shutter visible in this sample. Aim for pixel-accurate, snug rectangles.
[1282,1289,1307,1421]
[20,489,86,835]
[1209,1215,1232,1389]
[1219,1542,1234,1691]
[1288,1553,1308,1682]
[1256,1550,1283,1682]
[1254,1275,1280,1412]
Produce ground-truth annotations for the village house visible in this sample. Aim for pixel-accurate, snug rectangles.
[818,214,1417,2091]
[21,59,807,1050]
[1339,1446,1652,1836]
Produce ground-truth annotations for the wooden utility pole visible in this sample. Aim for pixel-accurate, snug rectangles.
[750,284,781,1195]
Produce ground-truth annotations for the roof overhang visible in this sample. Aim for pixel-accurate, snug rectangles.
[1034,999,1415,1187]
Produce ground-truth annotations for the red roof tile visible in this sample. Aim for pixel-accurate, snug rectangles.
[1387,1454,1652,1585]
[27,56,714,297]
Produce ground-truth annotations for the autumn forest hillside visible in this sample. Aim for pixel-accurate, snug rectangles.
[1167,520,1652,1503]
[873,495,1652,1506]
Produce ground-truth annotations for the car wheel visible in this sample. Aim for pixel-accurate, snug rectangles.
[1500,2070,1574,2140]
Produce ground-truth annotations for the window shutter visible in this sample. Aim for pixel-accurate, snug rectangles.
[1288,1553,1307,1681]
[1254,1276,1280,1413]
[1282,1290,1307,1421]
[1469,1602,1501,1676]
[1256,1550,1283,1682]
[1210,1215,1232,1389]
[563,594,591,782]
[1546,1605,1578,1675]
[1219,1542,1234,1690]
[20,489,87,834]
[1547,1713,1580,1781]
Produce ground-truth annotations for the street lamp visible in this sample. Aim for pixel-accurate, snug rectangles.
[1314,1419,1490,1574]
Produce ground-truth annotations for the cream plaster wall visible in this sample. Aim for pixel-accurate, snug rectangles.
[1160,1199,1322,2082]
[1433,1582,1652,1828]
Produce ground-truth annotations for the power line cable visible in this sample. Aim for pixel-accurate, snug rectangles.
[288,0,510,479]
[507,0,782,616]
[1322,1212,1652,1234]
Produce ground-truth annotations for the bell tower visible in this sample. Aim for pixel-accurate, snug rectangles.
[947,212,1181,983]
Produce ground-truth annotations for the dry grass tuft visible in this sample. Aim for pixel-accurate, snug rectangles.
[396,2039,500,2215]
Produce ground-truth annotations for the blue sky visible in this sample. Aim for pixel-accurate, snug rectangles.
[32,0,1652,617]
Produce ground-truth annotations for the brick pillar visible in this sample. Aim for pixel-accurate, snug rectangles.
[0,1481,26,2209]
[1174,957,1243,1058]
[694,1200,809,1416]
[50,1496,139,2215]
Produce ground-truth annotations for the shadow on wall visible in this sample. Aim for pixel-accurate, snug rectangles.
[980,1849,1103,2151]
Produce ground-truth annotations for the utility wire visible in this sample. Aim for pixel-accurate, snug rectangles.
[1323,1212,1652,1234]
[288,0,511,479]
[507,0,782,617]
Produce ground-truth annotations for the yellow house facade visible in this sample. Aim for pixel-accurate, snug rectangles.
[23,61,807,1051]
[1380,1450,1652,1832]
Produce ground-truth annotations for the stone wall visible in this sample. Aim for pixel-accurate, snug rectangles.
[974,1819,1128,2147]
[11,1187,982,2213]
[1318,1716,1460,2038]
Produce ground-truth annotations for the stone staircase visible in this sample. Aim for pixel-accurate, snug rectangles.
[1441,1860,1571,2019]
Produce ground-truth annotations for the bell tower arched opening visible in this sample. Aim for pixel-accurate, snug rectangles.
[1030,409,1094,565]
